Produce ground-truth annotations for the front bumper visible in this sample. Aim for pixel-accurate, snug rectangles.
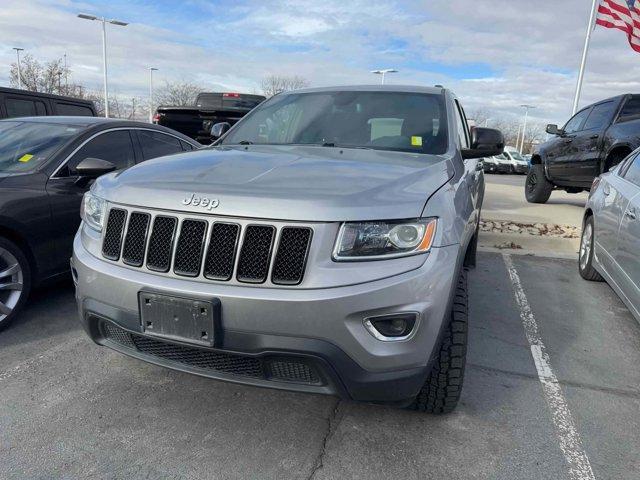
[73,234,460,404]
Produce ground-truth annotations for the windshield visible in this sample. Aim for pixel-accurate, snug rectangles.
[221,91,448,155]
[508,150,525,161]
[0,121,84,173]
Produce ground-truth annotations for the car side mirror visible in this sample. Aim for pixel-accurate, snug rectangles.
[462,127,504,160]
[546,124,562,136]
[74,157,116,186]
[210,122,231,141]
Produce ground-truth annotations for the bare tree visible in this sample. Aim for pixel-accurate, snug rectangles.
[261,75,309,97]
[155,80,203,106]
[10,54,70,94]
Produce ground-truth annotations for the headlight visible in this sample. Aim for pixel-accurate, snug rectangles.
[81,192,107,232]
[333,218,437,261]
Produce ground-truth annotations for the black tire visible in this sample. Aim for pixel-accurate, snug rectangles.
[525,164,553,204]
[410,269,468,414]
[579,216,603,282]
[0,237,32,332]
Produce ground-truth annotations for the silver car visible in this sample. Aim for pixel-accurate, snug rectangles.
[72,86,503,413]
[580,149,640,321]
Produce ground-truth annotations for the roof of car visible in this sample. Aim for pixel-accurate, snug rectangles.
[0,116,119,125]
[280,85,447,95]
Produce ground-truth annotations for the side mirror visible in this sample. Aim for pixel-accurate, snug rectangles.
[546,124,562,136]
[75,158,116,185]
[462,127,504,160]
[210,122,231,141]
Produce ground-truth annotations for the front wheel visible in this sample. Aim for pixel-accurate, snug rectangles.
[579,216,603,282]
[410,269,468,414]
[525,164,553,204]
[0,237,31,331]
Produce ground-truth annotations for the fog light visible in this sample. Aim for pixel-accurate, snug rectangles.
[364,313,419,341]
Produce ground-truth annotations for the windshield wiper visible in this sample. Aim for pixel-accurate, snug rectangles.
[237,140,253,145]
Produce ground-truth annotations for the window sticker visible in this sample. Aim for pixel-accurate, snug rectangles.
[411,136,423,147]
[18,154,34,163]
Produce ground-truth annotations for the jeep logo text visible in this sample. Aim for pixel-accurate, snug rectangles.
[182,193,219,210]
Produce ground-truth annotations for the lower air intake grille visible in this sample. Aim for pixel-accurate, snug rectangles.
[146,216,177,272]
[102,208,127,261]
[100,320,323,385]
[271,227,312,285]
[236,225,275,283]
[173,220,207,277]
[122,213,150,266]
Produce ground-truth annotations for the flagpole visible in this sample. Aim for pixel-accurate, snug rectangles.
[572,0,600,114]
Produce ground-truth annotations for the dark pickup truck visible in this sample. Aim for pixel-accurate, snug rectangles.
[153,92,265,144]
[0,87,96,119]
[526,94,640,203]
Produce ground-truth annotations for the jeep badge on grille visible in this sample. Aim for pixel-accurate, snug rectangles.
[182,193,219,210]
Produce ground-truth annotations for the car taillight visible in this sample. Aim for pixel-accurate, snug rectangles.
[223,93,240,98]
[152,113,161,123]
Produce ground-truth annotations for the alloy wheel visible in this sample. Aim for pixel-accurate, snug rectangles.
[579,223,593,272]
[0,247,23,322]
[527,172,537,193]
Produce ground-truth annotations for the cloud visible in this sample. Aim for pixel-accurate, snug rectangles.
[1,0,639,126]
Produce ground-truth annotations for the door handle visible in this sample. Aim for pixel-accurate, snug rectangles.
[590,134,599,139]
[625,207,637,220]
[602,184,610,196]
[563,139,573,144]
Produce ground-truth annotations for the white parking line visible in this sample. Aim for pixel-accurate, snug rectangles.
[503,254,596,480]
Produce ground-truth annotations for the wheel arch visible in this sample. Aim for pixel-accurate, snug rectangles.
[603,144,633,172]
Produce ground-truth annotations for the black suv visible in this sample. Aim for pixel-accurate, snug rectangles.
[0,117,200,329]
[526,94,640,203]
[0,87,96,119]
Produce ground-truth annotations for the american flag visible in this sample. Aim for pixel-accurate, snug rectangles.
[596,0,640,52]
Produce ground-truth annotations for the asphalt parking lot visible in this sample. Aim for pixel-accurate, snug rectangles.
[2,248,639,479]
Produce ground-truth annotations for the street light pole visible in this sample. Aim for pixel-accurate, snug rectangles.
[12,48,24,89]
[519,104,536,153]
[149,67,158,123]
[78,14,128,118]
[371,69,398,85]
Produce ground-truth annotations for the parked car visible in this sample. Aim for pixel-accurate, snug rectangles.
[73,85,504,413]
[483,153,513,174]
[527,94,640,203]
[503,147,529,174]
[0,87,96,118]
[0,117,200,330]
[153,92,265,144]
[580,148,640,322]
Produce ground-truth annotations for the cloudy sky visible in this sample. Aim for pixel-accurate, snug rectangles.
[0,0,638,125]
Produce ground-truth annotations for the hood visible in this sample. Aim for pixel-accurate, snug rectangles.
[93,145,454,222]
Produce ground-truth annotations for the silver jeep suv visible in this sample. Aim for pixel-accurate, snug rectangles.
[72,86,503,413]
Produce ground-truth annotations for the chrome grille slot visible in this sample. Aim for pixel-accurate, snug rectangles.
[236,225,275,284]
[173,220,207,277]
[102,208,127,261]
[271,227,313,285]
[122,212,150,267]
[204,223,240,281]
[146,216,178,272]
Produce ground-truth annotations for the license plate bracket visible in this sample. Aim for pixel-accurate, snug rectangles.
[139,291,221,347]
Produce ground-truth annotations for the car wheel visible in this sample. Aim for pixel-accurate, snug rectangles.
[0,237,31,331]
[410,269,467,414]
[525,164,553,204]
[579,216,603,282]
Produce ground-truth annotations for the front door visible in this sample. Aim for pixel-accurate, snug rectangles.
[547,107,591,182]
[46,130,137,271]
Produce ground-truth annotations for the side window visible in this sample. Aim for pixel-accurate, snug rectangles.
[583,102,616,131]
[67,130,135,174]
[563,108,591,134]
[138,130,183,160]
[454,101,470,149]
[623,154,640,187]
[34,101,47,116]
[618,97,640,123]
[180,140,198,151]
[55,102,94,116]
[5,98,37,118]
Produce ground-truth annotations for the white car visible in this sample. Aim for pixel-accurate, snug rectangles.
[503,147,529,174]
